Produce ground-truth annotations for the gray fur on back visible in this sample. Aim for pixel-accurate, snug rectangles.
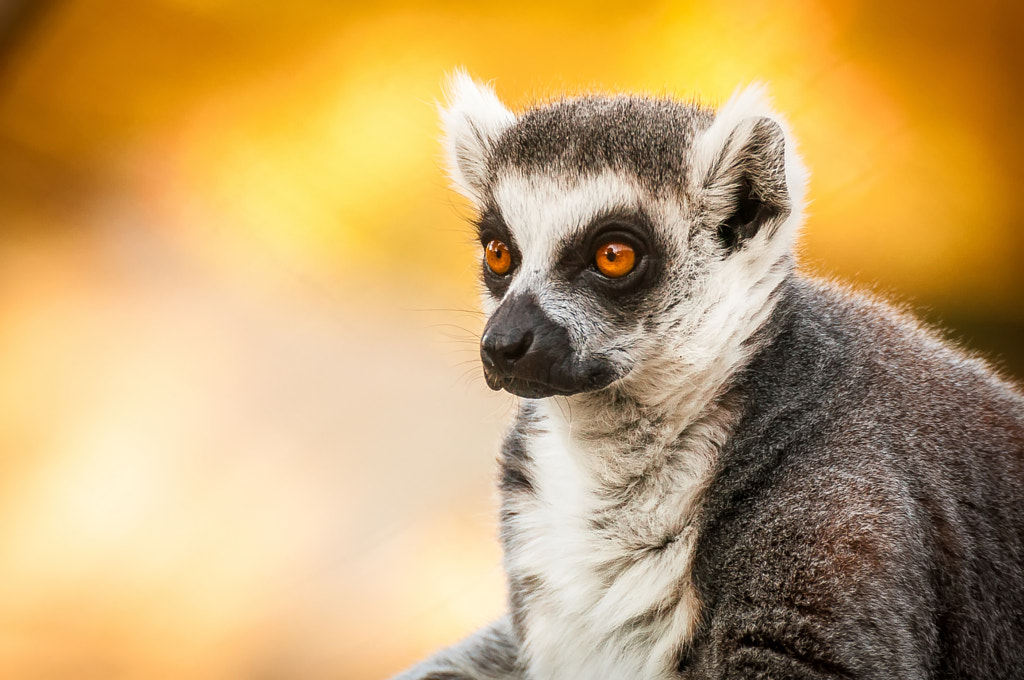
[687,276,1024,677]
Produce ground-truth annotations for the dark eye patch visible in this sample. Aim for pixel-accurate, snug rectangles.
[475,205,520,297]
[553,207,664,302]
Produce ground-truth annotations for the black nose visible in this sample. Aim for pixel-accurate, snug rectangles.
[481,327,534,374]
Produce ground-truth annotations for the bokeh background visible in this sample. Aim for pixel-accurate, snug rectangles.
[0,1,1021,678]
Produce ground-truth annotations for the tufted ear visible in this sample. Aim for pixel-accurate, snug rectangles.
[439,70,516,205]
[690,84,807,252]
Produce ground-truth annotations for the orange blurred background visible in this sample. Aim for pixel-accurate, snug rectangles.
[0,1,1021,678]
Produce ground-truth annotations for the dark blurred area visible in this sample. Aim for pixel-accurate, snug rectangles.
[0,1,1019,678]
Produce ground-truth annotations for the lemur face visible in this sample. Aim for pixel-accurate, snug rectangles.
[475,171,671,398]
[441,74,805,400]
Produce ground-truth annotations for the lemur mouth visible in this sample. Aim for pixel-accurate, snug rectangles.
[482,362,622,399]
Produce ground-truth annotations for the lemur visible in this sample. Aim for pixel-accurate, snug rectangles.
[392,72,1024,680]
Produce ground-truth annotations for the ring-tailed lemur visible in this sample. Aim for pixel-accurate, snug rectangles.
[392,72,1024,680]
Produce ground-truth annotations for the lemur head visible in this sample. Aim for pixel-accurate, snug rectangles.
[441,72,807,405]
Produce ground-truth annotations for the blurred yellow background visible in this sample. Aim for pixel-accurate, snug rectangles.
[0,1,1021,678]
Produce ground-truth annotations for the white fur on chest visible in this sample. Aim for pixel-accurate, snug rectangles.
[503,403,724,680]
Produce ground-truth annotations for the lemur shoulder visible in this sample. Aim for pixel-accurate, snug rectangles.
[392,73,1024,680]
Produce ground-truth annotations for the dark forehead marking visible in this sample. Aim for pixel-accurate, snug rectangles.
[488,95,715,194]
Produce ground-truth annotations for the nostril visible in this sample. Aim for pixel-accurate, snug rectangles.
[482,329,534,373]
[504,330,533,364]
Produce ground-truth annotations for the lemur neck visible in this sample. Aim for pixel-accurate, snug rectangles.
[548,353,740,455]
[538,381,740,491]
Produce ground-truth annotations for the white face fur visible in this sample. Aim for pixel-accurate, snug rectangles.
[441,72,807,422]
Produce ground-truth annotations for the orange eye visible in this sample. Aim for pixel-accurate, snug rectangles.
[485,239,512,275]
[594,241,636,278]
